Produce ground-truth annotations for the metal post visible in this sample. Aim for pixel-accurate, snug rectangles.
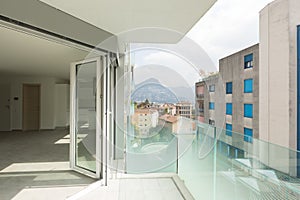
[213,126,217,200]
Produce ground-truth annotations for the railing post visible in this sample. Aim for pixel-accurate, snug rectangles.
[213,126,217,200]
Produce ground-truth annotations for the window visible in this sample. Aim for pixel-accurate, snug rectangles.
[244,79,253,93]
[244,128,253,143]
[244,104,253,118]
[226,103,232,115]
[226,123,232,136]
[244,54,253,69]
[226,82,232,94]
[209,84,215,92]
[209,102,215,110]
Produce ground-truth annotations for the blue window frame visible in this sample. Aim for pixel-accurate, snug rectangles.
[244,54,253,69]
[244,79,253,93]
[226,123,232,136]
[244,104,253,118]
[226,82,232,94]
[244,128,253,143]
[226,103,232,115]
[209,102,215,110]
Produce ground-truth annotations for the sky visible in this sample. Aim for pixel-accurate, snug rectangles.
[131,0,274,88]
[187,0,274,67]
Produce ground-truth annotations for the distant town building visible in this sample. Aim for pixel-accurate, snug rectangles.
[159,114,196,134]
[132,108,159,137]
[175,102,193,119]
[159,103,176,116]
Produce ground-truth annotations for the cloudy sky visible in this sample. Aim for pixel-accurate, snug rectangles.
[187,0,274,67]
[132,0,274,88]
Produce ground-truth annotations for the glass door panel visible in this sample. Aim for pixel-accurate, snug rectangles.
[70,57,102,179]
[76,61,97,173]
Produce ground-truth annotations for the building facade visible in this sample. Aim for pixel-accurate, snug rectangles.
[195,45,259,159]
[195,73,224,127]
[195,81,205,122]
[259,0,300,176]
[175,102,193,119]
[219,44,260,141]
[131,108,159,137]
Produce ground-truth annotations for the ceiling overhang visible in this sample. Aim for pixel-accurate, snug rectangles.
[0,0,113,50]
[39,0,217,43]
[0,0,216,53]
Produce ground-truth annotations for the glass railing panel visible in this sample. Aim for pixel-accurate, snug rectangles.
[125,119,178,173]
[178,124,216,200]
[178,122,300,200]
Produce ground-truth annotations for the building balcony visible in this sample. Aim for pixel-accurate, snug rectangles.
[196,94,205,99]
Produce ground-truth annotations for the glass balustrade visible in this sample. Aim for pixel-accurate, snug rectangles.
[178,122,300,200]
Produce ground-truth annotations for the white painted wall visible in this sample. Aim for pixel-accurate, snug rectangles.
[260,0,300,150]
[259,0,300,176]
[0,76,58,130]
[54,84,70,127]
[259,0,290,148]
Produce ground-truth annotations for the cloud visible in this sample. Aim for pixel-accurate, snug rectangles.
[187,0,274,66]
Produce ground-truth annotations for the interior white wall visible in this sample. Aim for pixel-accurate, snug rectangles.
[0,76,67,130]
[54,84,70,128]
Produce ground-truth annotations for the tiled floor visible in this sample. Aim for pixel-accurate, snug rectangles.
[0,130,95,200]
[119,178,183,200]
[70,177,184,200]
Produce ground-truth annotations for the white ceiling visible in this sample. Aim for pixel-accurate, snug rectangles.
[40,0,217,43]
[0,26,98,79]
[0,0,216,79]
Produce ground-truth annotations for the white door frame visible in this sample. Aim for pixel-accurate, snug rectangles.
[70,56,108,182]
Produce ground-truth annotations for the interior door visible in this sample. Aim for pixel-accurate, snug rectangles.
[23,84,40,131]
[0,84,11,131]
[70,57,106,180]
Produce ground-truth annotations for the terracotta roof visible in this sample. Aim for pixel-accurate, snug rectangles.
[159,114,178,123]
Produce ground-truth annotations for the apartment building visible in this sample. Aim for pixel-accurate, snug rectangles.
[195,73,224,127]
[175,102,193,119]
[219,44,260,142]
[195,45,259,158]
[195,45,259,130]
[195,81,205,122]
[195,0,300,177]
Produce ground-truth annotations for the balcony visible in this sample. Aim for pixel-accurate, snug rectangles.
[57,121,300,199]
[2,122,300,199]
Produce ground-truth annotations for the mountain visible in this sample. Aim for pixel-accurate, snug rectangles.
[132,78,194,104]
